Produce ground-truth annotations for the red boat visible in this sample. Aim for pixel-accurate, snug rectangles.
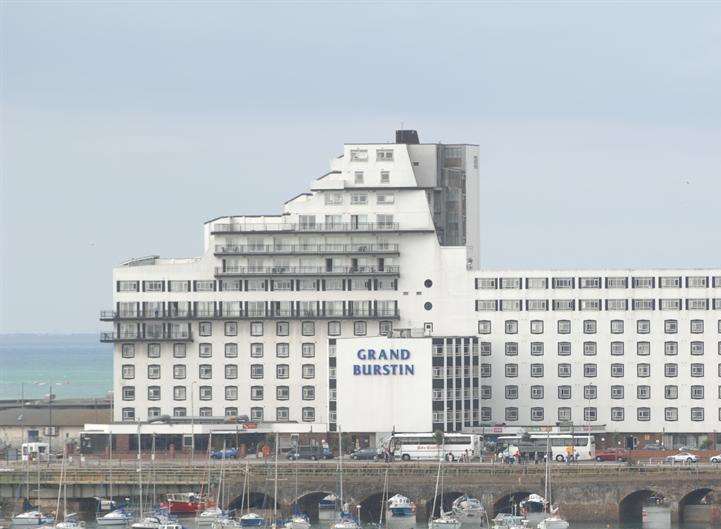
[160,493,215,514]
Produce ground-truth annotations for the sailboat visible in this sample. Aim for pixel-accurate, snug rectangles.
[429,440,461,529]
[52,448,85,529]
[199,438,230,527]
[97,436,130,527]
[284,457,310,529]
[13,456,53,526]
[536,436,569,529]
[238,458,264,528]
[331,428,360,529]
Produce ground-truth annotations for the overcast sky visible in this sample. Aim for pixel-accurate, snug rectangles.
[1,1,720,333]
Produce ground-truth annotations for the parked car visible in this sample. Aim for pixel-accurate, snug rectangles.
[709,454,721,464]
[286,446,333,461]
[349,448,380,461]
[594,448,629,462]
[641,442,666,450]
[210,447,239,459]
[665,452,698,464]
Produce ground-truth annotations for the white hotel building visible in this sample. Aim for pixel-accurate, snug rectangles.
[96,130,721,451]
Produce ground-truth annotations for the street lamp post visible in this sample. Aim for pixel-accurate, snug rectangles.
[34,380,68,462]
[190,381,196,463]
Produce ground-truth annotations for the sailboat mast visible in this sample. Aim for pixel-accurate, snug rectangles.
[544,434,550,512]
[108,431,113,502]
[273,435,279,524]
[137,424,143,518]
[55,448,65,521]
[338,427,343,509]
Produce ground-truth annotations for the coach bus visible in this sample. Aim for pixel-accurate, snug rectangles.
[381,432,478,461]
[497,433,595,462]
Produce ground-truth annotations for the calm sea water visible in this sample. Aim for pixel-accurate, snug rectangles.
[0,334,112,400]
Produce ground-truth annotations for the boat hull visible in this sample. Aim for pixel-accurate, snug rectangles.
[385,511,416,529]
[430,520,463,529]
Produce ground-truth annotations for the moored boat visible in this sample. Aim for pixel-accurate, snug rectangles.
[284,514,310,529]
[239,514,264,528]
[318,494,337,522]
[160,494,213,515]
[385,494,416,529]
[491,514,527,529]
[430,513,463,529]
[12,512,54,526]
[451,496,485,527]
[97,509,132,527]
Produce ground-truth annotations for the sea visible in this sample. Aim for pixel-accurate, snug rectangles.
[0,334,112,401]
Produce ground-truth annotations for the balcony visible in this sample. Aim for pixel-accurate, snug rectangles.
[211,222,403,234]
[100,330,193,342]
[100,307,399,321]
[100,310,192,321]
[214,243,400,256]
[214,265,400,277]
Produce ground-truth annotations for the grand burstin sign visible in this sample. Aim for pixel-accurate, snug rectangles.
[352,348,416,375]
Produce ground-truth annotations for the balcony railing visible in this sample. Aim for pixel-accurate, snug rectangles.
[100,308,399,321]
[211,222,401,233]
[214,243,400,255]
[100,330,193,342]
[215,265,400,276]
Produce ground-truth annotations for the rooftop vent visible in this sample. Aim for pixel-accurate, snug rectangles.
[395,129,420,144]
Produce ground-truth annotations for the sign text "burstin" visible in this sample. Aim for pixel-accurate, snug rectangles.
[352,348,415,376]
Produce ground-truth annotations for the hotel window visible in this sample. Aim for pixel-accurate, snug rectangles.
[199,322,212,337]
[505,364,518,377]
[225,365,238,379]
[691,408,705,422]
[558,407,572,421]
[481,407,492,421]
[173,386,186,401]
[250,343,264,358]
[325,192,343,205]
[662,385,678,400]
[195,280,215,292]
[610,320,624,334]
[250,386,263,401]
[691,385,704,399]
[527,299,548,311]
[664,320,678,334]
[476,278,498,289]
[173,365,186,379]
[660,276,681,288]
[376,214,394,228]
[302,407,316,422]
[121,344,135,358]
[557,320,571,334]
[122,365,135,379]
[276,386,290,400]
[530,408,544,422]
[584,407,597,422]
[664,407,678,421]
[173,407,187,418]
[480,364,491,377]
[633,299,655,311]
[353,321,367,336]
[611,408,625,421]
[505,342,518,356]
[122,386,135,401]
[148,407,161,419]
[276,407,290,422]
[302,386,315,400]
[505,385,518,399]
[580,299,601,311]
[579,277,601,289]
[275,343,289,358]
[224,386,238,401]
[276,364,290,379]
[500,300,522,311]
[530,386,544,399]
[714,276,721,287]
[221,279,242,291]
[247,281,267,293]
[302,364,315,379]
[584,364,597,377]
[198,364,212,379]
[606,299,628,311]
[611,342,625,356]
[380,170,390,183]
[144,280,164,292]
[558,364,571,377]
[198,407,212,417]
[476,299,498,312]
[691,319,704,333]
[530,320,544,334]
[477,320,492,334]
[526,277,548,289]
[664,363,678,377]
[606,277,628,289]
[500,277,521,289]
[297,279,319,292]
[199,386,212,400]
[250,407,263,421]
[558,386,572,399]
[691,341,704,355]
[584,385,597,399]
[121,408,135,421]
[553,299,575,311]
[557,342,571,356]
[351,193,368,205]
[199,343,212,358]
[250,364,264,379]
[275,321,289,337]
[687,298,709,310]
[636,342,650,356]
[329,388,337,401]
[328,321,341,336]
[225,343,238,358]
[687,276,709,288]
[691,363,704,377]
[637,385,650,399]
[637,363,650,377]
[505,407,519,421]
[611,385,624,399]
[530,342,544,356]
[637,320,651,334]
[353,169,364,182]
[530,364,544,377]
[583,342,597,356]
[481,386,492,399]
[147,364,160,379]
[376,192,395,204]
[376,149,393,161]
[552,277,575,289]
[147,343,160,358]
[583,320,597,334]
[611,364,624,378]
[117,280,139,292]
[664,341,678,356]
[250,322,264,336]
[660,299,682,310]
[632,277,654,288]
[223,322,238,337]
[379,321,393,336]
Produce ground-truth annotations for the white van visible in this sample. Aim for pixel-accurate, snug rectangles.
[21,442,49,461]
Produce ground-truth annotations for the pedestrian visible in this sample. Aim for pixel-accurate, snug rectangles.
[574,450,580,463]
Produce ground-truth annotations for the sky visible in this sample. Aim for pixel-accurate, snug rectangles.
[1,1,720,333]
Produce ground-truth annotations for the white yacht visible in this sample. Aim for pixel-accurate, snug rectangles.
[284,514,310,529]
[430,514,463,529]
[536,510,568,529]
[11,512,54,526]
[385,495,416,529]
[97,509,132,527]
[451,496,485,527]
